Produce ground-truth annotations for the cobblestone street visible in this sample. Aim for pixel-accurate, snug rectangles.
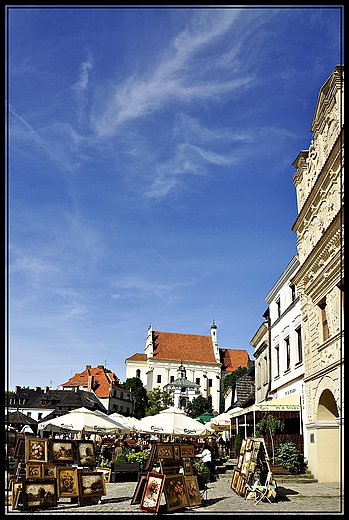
[6,475,343,516]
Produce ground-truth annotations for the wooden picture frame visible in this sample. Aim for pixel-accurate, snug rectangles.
[12,488,23,511]
[14,436,25,460]
[139,472,165,514]
[156,444,174,460]
[172,444,181,461]
[49,439,75,464]
[79,471,106,497]
[231,469,240,492]
[57,466,79,498]
[22,479,57,510]
[183,459,194,476]
[96,467,111,483]
[161,464,180,475]
[184,475,202,507]
[26,463,42,479]
[180,444,195,458]
[25,437,48,464]
[239,438,247,454]
[163,473,189,512]
[42,463,57,479]
[130,475,147,505]
[76,440,96,467]
[236,454,243,470]
[144,444,157,471]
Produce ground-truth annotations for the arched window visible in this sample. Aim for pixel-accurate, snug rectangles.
[136,369,140,378]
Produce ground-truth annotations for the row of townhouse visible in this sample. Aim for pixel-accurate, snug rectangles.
[228,65,344,483]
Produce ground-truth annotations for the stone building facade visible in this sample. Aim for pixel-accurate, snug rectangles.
[291,65,344,482]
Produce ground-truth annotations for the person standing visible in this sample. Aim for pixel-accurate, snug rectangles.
[196,441,214,482]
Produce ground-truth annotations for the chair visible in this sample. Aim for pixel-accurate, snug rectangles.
[198,473,210,504]
[245,471,274,505]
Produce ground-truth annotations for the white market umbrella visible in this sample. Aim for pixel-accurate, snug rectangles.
[208,412,232,431]
[38,407,129,435]
[109,413,140,431]
[135,407,208,437]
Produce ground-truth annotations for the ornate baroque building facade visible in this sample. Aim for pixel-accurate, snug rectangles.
[291,65,344,482]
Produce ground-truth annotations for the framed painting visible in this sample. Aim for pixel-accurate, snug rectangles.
[22,479,57,510]
[163,473,189,512]
[184,475,202,507]
[236,454,243,470]
[26,463,42,479]
[172,444,181,461]
[130,475,147,505]
[42,463,57,479]
[139,472,165,514]
[161,464,180,475]
[79,471,106,497]
[231,469,240,492]
[239,438,246,455]
[96,467,111,483]
[183,459,194,476]
[245,438,253,450]
[144,444,157,471]
[156,444,173,460]
[76,440,96,467]
[12,489,23,511]
[180,444,195,458]
[49,439,75,464]
[25,437,48,464]
[14,435,25,460]
[57,466,79,498]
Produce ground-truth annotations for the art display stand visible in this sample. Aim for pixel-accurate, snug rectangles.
[230,437,277,501]
[6,433,107,512]
[131,442,203,514]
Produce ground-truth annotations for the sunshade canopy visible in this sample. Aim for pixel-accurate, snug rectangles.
[135,406,208,436]
[38,407,129,435]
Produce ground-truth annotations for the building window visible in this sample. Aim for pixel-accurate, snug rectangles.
[38,413,42,420]
[195,378,200,386]
[208,379,212,388]
[275,345,280,377]
[157,374,162,384]
[319,299,330,341]
[290,284,296,302]
[136,369,141,378]
[170,375,174,383]
[120,392,123,400]
[285,337,290,371]
[296,327,303,363]
[276,298,281,318]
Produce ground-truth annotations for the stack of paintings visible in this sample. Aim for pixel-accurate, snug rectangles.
[230,437,270,498]
[131,442,203,514]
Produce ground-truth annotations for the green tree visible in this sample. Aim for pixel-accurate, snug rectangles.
[255,414,284,464]
[123,377,148,419]
[185,395,213,418]
[145,388,174,416]
[222,366,248,393]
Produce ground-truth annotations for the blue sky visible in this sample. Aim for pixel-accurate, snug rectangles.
[6,6,343,390]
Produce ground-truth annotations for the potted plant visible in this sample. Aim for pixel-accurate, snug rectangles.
[192,458,209,490]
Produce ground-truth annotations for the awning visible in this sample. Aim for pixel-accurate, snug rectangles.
[229,395,301,418]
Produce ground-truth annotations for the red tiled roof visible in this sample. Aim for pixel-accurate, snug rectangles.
[151,331,220,364]
[220,348,249,372]
[60,366,121,398]
[125,353,147,362]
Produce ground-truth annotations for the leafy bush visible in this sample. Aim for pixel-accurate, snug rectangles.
[274,440,307,474]
[192,457,209,476]
[113,448,148,469]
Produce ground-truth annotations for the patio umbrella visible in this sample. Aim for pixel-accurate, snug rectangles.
[135,407,208,437]
[108,413,140,431]
[207,412,232,433]
[196,412,214,424]
[38,407,129,435]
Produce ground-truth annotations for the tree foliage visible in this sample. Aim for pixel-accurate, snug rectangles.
[222,366,248,393]
[123,377,148,419]
[185,395,213,418]
[145,387,174,416]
